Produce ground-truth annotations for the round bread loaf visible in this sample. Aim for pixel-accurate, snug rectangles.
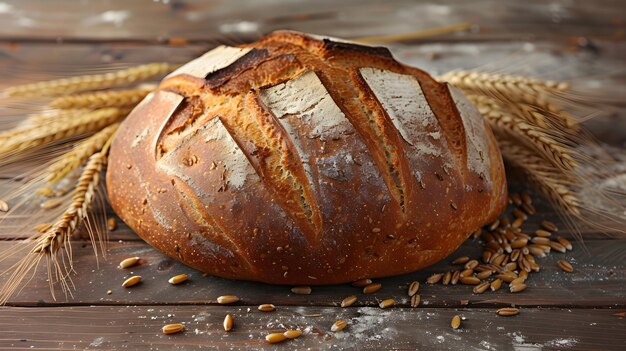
[106,31,507,285]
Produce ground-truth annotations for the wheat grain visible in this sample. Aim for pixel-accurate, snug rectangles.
[496,272,518,283]
[40,198,63,210]
[451,270,460,285]
[4,63,174,97]
[258,304,276,312]
[451,315,462,329]
[162,323,184,335]
[107,218,118,231]
[410,294,421,307]
[512,208,527,220]
[558,260,574,273]
[531,237,551,245]
[265,333,287,344]
[535,229,552,238]
[119,257,140,269]
[490,279,502,291]
[408,281,420,296]
[283,330,302,339]
[473,282,490,294]
[331,320,348,332]
[216,295,240,304]
[427,273,443,284]
[521,202,536,215]
[223,314,233,332]
[168,274,189,285]
[34,223,52,233]
[541,220,559,232]
[496,307,520,316]
[511,238,528,249]
[520,192,532,205]
[505,262,518,272]
[341,295,357,307]
[122,276,142,288]
[49,85,155,109]
[442,271,452,285]
[379,298,395,309]
[460,276,480,285]
[476,270,493,280]
[464,259,479,270]
[46,123,120,182]
[509,284,527,293]
[363,282,382,294]
[556,237,573,250]
[461,269,474,277]
[452,256,470,265]
[291,286,312,295]
[36,188,55,197]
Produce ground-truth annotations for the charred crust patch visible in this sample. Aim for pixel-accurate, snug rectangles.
[205,48,271,88]
[322,38,392,58]
[160,95,205,137]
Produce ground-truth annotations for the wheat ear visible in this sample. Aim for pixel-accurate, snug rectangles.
[496,136,581,215]
[0,107,126,158]
[21,109,93,127]
[3,63,174,98]
[438,70,578,130]
[467,94,577,171]
[49,85,156,109]
[2,109,93,142]
[46,123,120,183]
[0,137,113,304]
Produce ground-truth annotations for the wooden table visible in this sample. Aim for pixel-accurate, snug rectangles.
[0,1,624,350]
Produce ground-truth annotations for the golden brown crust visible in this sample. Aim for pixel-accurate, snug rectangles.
[106,31,507,284]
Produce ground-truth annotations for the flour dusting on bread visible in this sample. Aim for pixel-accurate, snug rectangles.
[166,45,252,79]
[449,86,492,184]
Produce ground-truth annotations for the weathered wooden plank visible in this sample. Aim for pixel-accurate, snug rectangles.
[0,305,623,350]
[0,0,624,42]
[1,237,623,308]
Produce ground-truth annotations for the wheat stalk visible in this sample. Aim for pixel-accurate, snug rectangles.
[23,109,93,127]
[1,109,94,141]
[439,70,578,130]
[0,107,126,158]
[46,123,120,183]
[0,137,113,304]
[496,137,581,215]
[32,151,107,254]
[3,63,174,98]
[468,94,577,171]
[49,85,156,109]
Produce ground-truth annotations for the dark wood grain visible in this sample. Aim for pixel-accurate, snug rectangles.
[0,0,624,43]
[0,305,623,350]
[2,238,623,308]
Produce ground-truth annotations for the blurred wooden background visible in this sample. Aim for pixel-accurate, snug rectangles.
[0,1,624,350]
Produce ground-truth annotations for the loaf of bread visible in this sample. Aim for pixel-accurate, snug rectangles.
[106,31,507,284]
